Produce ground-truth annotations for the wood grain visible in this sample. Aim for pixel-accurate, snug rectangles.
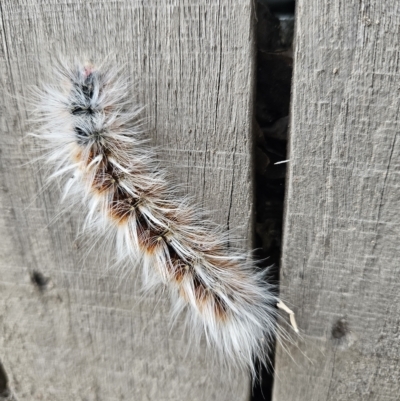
[274,1,400,400]
[0,1,255,399]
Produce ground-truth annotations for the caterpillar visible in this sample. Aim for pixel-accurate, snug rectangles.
[30,59,297,375]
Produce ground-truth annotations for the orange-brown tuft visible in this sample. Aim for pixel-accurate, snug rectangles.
[107,186,136,225]
[213,294,229,322]
[170,259,189,284]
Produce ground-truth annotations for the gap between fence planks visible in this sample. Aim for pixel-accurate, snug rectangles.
[0,1,256,399]
[274,1,400,400]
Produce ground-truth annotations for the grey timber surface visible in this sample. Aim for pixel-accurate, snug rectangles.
[0,1,254,399]
[274,1,400,400]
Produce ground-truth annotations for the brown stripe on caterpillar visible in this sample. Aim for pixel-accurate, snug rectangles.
[213,293,229,322]
[169,258,190,284]
[192,275,229,322]
[107,188,138,225]
[134,210,170,255]
[89,158,124,195]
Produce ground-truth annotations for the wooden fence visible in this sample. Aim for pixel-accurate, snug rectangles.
[0,0,399,400]
[274,1,400,400]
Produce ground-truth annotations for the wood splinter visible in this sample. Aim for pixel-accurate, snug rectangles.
[277,300,299,333]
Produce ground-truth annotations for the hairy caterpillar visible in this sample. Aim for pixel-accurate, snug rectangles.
[30,59,297,375]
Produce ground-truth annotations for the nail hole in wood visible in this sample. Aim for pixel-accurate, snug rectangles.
[332,318,349,340]
[30,270,50,291]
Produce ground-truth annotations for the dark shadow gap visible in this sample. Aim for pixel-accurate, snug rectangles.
[0,359,11,399]
[252,1,295,400]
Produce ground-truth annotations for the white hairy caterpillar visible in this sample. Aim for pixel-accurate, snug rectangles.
[30,59,297,375]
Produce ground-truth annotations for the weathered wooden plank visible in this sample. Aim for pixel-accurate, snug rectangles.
[0,1,255,399]
[274,1,400,400]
